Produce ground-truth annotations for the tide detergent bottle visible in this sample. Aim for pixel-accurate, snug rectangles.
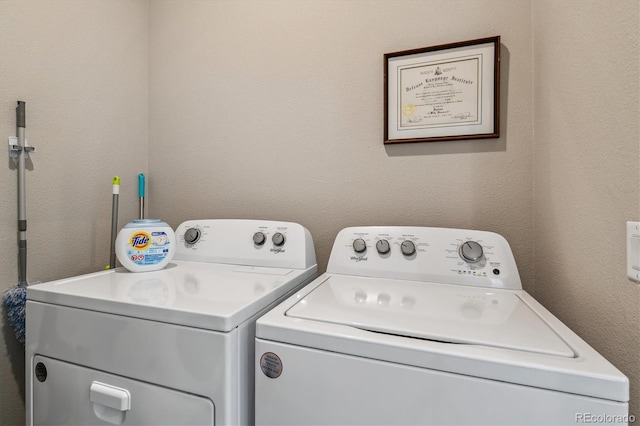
[116,219,176,272]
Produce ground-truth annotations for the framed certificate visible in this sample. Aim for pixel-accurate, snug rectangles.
[384,36,500,144]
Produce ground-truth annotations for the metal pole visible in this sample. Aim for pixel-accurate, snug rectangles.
[16,101,27,287]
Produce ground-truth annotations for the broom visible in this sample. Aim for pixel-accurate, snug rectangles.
[3,101,34,345]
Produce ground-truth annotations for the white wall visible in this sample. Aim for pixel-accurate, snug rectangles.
[533,0,640,417]
[0,1,148,424]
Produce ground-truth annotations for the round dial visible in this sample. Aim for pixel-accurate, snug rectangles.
[184,228,201,245]
[400,240,416,256]
[376,239,391,254]
[272,232,286,247]
[253,232,266,246]
[459,241,484,263]
[352,238,367,253]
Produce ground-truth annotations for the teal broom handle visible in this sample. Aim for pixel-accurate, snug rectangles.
[138,173,145,219]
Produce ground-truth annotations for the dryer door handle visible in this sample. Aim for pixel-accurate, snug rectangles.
[90,381,131,411]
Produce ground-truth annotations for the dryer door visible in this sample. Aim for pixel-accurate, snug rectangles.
[31,355,214,425]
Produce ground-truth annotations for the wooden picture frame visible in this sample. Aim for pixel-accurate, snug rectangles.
[384,36,500,144]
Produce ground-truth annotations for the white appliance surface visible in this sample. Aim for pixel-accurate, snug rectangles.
[285,275,574,357]
[255,226,630,426]
[27,219,317,426]
[28,261,307,332]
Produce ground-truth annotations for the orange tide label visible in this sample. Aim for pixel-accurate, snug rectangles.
[129,231,151,250]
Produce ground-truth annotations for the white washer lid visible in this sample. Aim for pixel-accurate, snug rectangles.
[285,275,574,357]
[28,260,315,332]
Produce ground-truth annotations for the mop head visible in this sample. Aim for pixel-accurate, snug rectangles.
[3,286,26,345]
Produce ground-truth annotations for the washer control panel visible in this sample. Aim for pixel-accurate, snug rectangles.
[173,219,316,270]
[327,226,521,290]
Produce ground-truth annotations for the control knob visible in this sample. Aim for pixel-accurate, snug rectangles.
[459,241,484,263]
[376,239,391,255]
[272,232,286,247]
[352,238,367,253]
[401,240,416,256]
[253,232,266,246]
[184,228,201,245]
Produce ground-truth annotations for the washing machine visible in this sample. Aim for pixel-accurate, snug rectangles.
[26,219,317,426]
[255,226,630,426]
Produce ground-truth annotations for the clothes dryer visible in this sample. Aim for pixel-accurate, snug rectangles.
[26,219,317,426]
[255,226,629,425]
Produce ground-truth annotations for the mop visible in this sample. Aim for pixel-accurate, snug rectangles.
[4,101,35,345]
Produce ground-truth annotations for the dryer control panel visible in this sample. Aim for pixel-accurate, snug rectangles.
[173,219,316,270]
[327,227,521,290]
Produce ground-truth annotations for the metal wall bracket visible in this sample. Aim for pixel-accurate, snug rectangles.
[8,136,35,160]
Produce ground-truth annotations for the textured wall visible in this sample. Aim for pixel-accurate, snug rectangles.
[2,0,638,424]
[0,1,148,424]
[533,0,640,416]
[148,0,534,286]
